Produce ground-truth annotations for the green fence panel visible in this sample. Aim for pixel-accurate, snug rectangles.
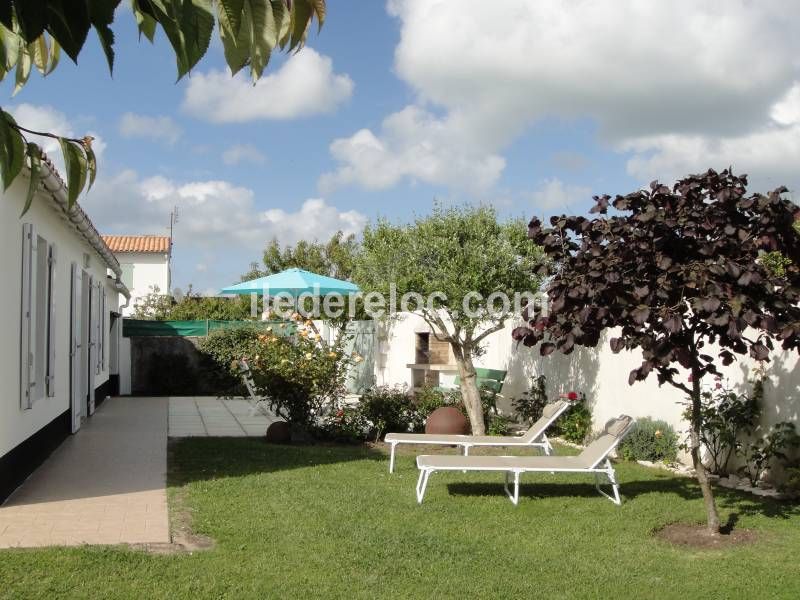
[123,319,295,337]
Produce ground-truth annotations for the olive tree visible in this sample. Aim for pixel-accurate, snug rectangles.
[513,169,800,534]
[0,0,325,214]
[356,204,541,435]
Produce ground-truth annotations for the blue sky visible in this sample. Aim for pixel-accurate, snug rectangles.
[5,1,800,294]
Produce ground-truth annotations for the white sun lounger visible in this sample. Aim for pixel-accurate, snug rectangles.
[239,358,273,417]
[384,399,575,473]
[415,415,635,506]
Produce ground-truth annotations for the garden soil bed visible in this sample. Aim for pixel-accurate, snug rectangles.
[654,523,758,550]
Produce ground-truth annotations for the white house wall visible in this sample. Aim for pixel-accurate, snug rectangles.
[118,252,169,316]
[0,177,120,459]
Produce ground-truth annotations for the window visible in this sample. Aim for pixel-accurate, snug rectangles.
[120,263,134,289]
[20,224,57,408]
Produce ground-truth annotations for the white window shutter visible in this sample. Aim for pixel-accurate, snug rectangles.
[94,282,101,375]
[101,287,107,370]
[47,244,57,397]
[20,223,36,409]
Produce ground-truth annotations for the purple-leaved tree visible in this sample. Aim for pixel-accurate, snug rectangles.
[513,169,800,534]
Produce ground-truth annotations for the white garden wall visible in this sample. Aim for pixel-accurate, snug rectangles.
[374,312,800,465]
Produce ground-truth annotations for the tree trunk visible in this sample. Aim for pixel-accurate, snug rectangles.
[690,368,722,535]
[451,344,486,435]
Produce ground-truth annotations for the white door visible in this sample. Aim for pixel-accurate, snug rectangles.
[69,263,82,433]
[87,276,96,416]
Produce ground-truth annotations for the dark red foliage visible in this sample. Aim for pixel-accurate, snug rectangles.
[514,169,800,389]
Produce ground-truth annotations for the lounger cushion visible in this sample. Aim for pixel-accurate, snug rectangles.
[416,454,592,470]
[385,432,529,444]
[542,400,565,419]
[605,415,633,437]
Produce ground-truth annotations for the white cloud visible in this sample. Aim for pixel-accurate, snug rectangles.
[530,178,592,214]
[182,48,353,123]
[326,1,800,193]
[222,143,267,166]
[82,170,367,289]
[319,105,505,193]
[621,84,800,191]
[119,113,181,144]
[6,104,106,175]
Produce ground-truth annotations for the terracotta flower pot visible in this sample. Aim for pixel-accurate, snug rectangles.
[425,406,469,435]
[265,420,292,443]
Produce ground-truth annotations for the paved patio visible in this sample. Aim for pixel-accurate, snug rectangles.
[0,397,169,548]
[168,397,279,437]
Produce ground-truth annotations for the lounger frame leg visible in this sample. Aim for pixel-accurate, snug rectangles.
[462,444,471,473]
[389,442,398,473]
[594,459,622,505]
[416,468,433,503]
[503,470,521,505]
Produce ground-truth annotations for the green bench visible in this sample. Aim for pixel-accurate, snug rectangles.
[441,368,507,412]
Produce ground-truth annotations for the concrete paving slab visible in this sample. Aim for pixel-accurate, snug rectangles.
[0,397,170,549]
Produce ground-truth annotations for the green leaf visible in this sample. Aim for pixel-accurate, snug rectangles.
[13,42,31,95]
[21,142,42,217]
[217,0,245,37]
[248,0,278,80]
[132,1,158,41]
[217,0,251,75]
[178,0,215,77]
[58,138,88,208]
[0,111,25,190]
[46,37,60,75]
[85,142,97,191]
[0,2,12,31]
[0,23,20,73]
[89,0,120,74]
[288,0,313,51]
[310,0,325,30]
[13,0,47,42]
[44,0,91,63]
[31,35,48,75]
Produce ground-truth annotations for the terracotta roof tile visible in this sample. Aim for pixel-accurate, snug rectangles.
[101,235,170,253]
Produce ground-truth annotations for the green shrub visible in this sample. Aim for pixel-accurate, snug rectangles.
[487,414,512,436]
[696,378,761,475]
[618,418,679,463]
[414,386,459,420]
[358,385,419,441]
[549,395,592,444]
[512,375,548,424]
[739,421,800,487]
[199,324,263,372]
[779,462,800,498]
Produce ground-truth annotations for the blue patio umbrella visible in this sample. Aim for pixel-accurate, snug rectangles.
[220,268,359,297]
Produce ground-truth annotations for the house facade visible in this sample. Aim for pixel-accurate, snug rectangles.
[101,235,171,316]
[0,162,130,503]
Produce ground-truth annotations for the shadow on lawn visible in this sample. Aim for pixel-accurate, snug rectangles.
[445,477,800,519]
[168,438,386,487]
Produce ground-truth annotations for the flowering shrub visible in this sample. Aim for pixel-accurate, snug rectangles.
[317,405,370,443]
[358,385,420,441]
[549,393,592,444]
[200,317,356,430]
[618,418,679,463]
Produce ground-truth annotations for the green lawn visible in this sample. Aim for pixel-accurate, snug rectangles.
[1,440,799,599]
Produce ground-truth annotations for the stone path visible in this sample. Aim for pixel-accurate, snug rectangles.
[168,397,279,437]
[0,397,169,548]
